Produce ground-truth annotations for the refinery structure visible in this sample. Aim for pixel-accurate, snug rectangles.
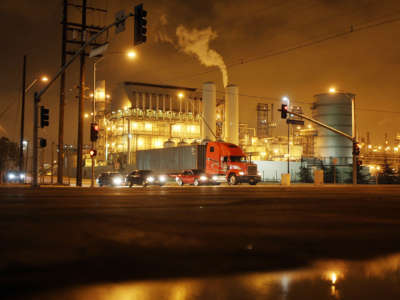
[85,80,400,182]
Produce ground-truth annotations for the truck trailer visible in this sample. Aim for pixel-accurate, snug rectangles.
[135,141,261,185]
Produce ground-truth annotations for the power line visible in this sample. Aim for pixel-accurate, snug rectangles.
[357,108,400,114]
[163,12,400,84]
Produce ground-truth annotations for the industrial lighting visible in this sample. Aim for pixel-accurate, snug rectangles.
[282,96,290,106]
[41,76,49,82]
[329,87,336,94]
[178,92,184,99]
[127,50,137,59]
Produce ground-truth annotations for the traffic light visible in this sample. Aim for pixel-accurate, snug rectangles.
[89,149,97,158]
[115,10,126,34]
[90,123,99,142]
[39,138,47,148]
[352,142,360,156]
[281,104,288,119]
[40,106,49,128]
[134,4,147,45]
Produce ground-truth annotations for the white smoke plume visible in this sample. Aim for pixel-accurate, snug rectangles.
[176,25,228,87]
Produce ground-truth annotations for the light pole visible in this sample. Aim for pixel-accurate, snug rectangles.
[19,54,48,175]
[90,50,137,187]
[282,96,290,174]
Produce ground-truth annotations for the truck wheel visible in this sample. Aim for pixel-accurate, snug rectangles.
[177,178,184,186]
[193,179,200,186]
[249,181,257,185]
[129,181,133,188]
[228,174,238,185]
[142,180,147,187]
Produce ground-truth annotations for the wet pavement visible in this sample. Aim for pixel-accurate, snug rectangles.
[20,253,400,299]
[1,185,400,299]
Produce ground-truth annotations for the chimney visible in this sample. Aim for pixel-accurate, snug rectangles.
[201,82,216,141]
[224,84,239,145]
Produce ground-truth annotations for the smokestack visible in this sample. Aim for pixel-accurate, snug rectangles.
[224,84,239,145]
[201,82,216,141]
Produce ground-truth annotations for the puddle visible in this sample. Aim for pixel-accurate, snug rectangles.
[27,253,400,299]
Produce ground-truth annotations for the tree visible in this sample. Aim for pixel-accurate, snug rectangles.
[378,159,400,184]
[0,137,19,181]
[298,159,313,183]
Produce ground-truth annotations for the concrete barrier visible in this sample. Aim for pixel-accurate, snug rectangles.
[281,173,291,186]
[314,170,324,185]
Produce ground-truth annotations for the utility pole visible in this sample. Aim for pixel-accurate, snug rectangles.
[31,8,131,187]
[287,121,290,174]
[76,0,87,187]
[19,55,27,172]
[32,92,39,187]
[59,0,107,186]
[57,0,68,185]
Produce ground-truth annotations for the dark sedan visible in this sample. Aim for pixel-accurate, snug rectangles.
[96,172,124,187]
[126,170,167,187]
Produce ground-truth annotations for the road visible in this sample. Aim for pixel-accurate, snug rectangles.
[1,184,400,298]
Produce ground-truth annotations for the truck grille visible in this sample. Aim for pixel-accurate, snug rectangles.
[247,165,257,175]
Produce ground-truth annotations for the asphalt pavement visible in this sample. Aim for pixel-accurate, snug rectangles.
[1,184,400,297]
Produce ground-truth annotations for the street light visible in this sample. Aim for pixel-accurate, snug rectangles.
[282,96,290,174]
[90,49,136,187]
[127,50,137,59]
[20,54,48,175]
[329,87,336,94]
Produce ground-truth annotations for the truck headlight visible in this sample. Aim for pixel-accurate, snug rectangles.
[159,175,166,182]
[147,176,155,183]
[200,175,208,181]
[239,171,245,176]
[258,172,262,176]
[8,173,15,180]
[19,173,25,179]
[113,177,122,185]
[212,175,218,181]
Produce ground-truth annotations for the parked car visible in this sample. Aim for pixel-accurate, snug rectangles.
[4,171,26,183]
[175,169,221,186]
[96,172,124,187]
[126,170,167,187]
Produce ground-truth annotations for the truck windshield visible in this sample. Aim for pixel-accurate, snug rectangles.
[230,156,247,162]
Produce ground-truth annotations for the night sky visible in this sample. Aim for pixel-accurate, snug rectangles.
[1,0,400,147]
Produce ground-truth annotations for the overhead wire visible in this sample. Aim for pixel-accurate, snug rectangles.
[160,6,400,85]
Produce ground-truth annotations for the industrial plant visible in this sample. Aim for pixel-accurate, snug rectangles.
[73,79,399,184]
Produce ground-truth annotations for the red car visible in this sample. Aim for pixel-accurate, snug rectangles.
[175,169,221,186]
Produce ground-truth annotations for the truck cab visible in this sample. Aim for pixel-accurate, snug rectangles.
[205,141,261,185]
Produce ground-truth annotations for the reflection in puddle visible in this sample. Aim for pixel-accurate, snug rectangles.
[34,253,400,299]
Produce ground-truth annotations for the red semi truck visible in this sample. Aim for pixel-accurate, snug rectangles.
[135,141,261,185]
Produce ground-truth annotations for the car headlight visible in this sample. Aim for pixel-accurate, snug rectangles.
[239,171,245,176]
[8,173,15,180]
[159,175,166,182]
[113,177,122,185]
[147,176,155,183]
[19,173,25,179]
[212,175,218,181]
[200,175,208,181]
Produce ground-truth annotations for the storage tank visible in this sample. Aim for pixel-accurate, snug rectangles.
[201,82,216,141]
[163,139,176,148]
[312,92,355,164]
[224,84,239,145]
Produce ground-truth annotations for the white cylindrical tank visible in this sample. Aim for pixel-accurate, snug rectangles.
[312,92,355,164]
[201,82,216,141]
[224,84,239,145]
